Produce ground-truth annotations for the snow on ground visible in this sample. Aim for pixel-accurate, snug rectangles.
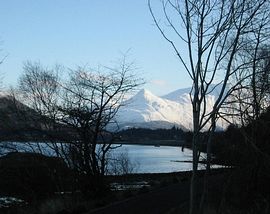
[0,197,27,208]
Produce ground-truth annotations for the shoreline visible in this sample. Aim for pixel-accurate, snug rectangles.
[114,139,187,147]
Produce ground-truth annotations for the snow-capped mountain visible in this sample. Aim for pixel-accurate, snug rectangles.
[117,89,193,129]
[116,86,228,130]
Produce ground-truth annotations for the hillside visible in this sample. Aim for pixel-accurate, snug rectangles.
[0,95,70,142]
[0,96,43,141]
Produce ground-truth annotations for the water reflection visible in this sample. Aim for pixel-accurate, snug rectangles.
[110,145,207,173]
[0,142,212,173]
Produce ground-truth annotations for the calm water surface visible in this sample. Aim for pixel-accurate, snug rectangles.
[1,142,210,173]
[111,144,207,173]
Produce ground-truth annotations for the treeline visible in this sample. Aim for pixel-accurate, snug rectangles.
[182,108,270,167]
[184,108,270,211]
[211,108,270,166]
[214,109,270,210]
[117,126,186,142]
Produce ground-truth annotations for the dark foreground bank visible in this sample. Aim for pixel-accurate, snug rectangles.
[0,168,226,214]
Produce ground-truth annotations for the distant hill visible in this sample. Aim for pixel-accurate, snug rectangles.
[0,95,43,141]
[0,95,70,142]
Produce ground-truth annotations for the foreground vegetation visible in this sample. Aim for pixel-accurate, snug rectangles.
[0,164,226,214]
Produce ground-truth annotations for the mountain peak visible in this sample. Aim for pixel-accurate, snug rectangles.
[137,88,153,96]
[133,88,156,101]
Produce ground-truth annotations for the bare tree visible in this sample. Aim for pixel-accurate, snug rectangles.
[0,46,8,91]
[148,0,270,213]
[19,59,143,195]
[230,47,270,124]
[108,148,139,175]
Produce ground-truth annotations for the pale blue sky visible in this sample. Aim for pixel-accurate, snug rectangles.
[0,0,191,95]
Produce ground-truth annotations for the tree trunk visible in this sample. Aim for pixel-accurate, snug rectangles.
[190,103,200,214]
[199,117,216,214]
